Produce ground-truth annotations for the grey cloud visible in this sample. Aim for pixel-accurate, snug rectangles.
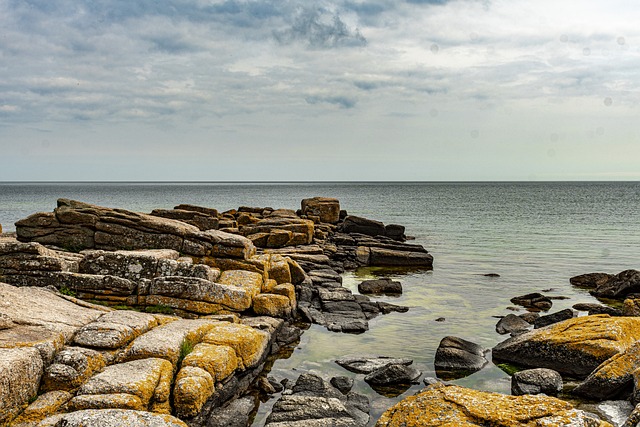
[305,94,357,108]
[274,8,366,48]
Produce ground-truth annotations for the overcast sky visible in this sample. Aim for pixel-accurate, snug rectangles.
[1,0,639,181]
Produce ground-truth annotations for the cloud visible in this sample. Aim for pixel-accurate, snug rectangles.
[305,94,357,108]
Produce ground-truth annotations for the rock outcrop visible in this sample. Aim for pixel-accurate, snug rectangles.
[571,269,640,299]
[376,383,612,427]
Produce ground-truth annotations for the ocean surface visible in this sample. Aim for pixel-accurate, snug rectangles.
[1,181,639,424]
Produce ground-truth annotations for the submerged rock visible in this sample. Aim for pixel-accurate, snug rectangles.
[375,383,612,427]
[335,356,414,374]
[363,363,421,386]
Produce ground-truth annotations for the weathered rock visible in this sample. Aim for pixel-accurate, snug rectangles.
[579,401,634,427]
[150,276,252,312]
[384,224,405,241]
[218,270,263,298]
[37,409,188,427]
[201,322,270,370]
[181,343,238,382]
[574,303,623,316]
[0,347,44,425]
[367,247,433,268]
[510,292,553,311]
[511,368,563,396]
[376,383,612,427]
[364,363,421,386]
[205,395,258,427]
[10,390,73,426]
[241,217,314,248]
[335,356,414,374]
[572,341,640,401]
[534,308,576,329]
[571,272,615,289]
[301,197,340,224]
[588,270,640,299]
[495,314,531,335]
[41,347,106,392]
[70,358,173,413]
[0,324,65,365]
[341,216,386,237]
[173,366,215,418]
[493,315,640,378]
[150,208,219,231]
[331,376,354,394]
[434,336,488,379]
[357,278,402,295]
[253,293,293,318]
[623,298,640,316]
[73,322,138,349]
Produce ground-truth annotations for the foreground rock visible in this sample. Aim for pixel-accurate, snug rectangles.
[493,315,640,378]
[434,336,488,380]
[376,383,612,427]
[37,409,188,426]
[265,372,370,427]
[511,368,563,396]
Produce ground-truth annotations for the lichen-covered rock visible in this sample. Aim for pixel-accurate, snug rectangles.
[181,343,238,382]
[493,315,640,378]
[150,276,252,311]
[73,321,139,349]
[41,347,106,392]
[0,324,65,365]
[150,209,219,231]
[218,270,263,298]
[0,347,43,425]
[173,366,215,418]
[70,358,173,413]
[201,323,270,370]
[37,409,189,427]
[252,293,292,318]
[240,217,314,248]
[301,197,341,224]
[10,390,73,425]
[573,340,640,401]
[376,383,612,427]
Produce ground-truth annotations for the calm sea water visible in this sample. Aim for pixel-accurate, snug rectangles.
[1,182,639,423]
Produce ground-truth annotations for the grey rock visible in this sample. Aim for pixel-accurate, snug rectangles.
[573,303,622,316]
[205,395,258,427]
[590,270,640,299]
[434,336,488,379]
[534,308,575,329]
[364,363,421,386]
[510,292,553,311]
[335,356,413,374]
[496,314,531,335]
[511,368,563,396]
[578,400,634,427]
[331,376,355,394]
[357,278,402,295]
[37,409,188,426]
[0,347,43,425]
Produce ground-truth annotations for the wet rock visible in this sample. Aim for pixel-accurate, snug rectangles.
[357,278,402,295]
[384,224,405,241]
[37,409,188,427]
[495,314,531,335]
[301,197,341,224]
[510,292,553,311]
[573,303,623,316]
[571,272,615,289]
[434,336,488,379]
[341,216,386,237]
[376,383,612,427]
[367,247,433,268]
[336,356,413,374]
[534,308,576,329]
[331,376,354,394]
[511,368,563,396]
[519,311,540,324]
[364,363,421,386]
[493,315,640,378]
[589,270,640,299]
[265,373,369,427]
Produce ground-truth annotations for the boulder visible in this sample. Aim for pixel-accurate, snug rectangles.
[510,292,552,311]
[41,347,106,392]
[335,356,413,374]
[330,376,354,394]
[252,293,292,318]
[37,409,188,427]
[301,197,341,224]
[364,363,421,386]
[204,395,258,427]
[534,308,575,329]
[173,366,215,418]
[0,324,65,366]
[434,336,488,379]
[240,217,314,248]
[218,270,263,298]
[493,315,640,378]
[589,270,640,299]
[9,390,73,426]
[341,216,386,237]
[201,322,271,370]
[375,383,612,427]
[571,272,615,289]
[180,343,238,382]
[0,347,44,425]
[150,276,252,312]
[495,314,531,335]
[358,278,402,295]
[511,368,563,396]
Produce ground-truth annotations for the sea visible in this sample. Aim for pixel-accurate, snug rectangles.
[1,181,639,424]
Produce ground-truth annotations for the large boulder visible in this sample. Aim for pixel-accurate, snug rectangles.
[301,197,341,224]
[375,383,612,427]
[586,270,640,299]
[493,315,640,378]
[341,216,386,237]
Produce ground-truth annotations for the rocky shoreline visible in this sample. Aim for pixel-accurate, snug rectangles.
[2,197,640,426]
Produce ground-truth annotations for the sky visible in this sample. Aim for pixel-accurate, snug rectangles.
[1,0,640,181]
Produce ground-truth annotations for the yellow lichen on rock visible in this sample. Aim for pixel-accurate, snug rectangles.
[181,342,238,382]
[218,270,263,297]
[9,390,72,426]
[252,294,292,318]
[201,323,270,370]
[376,383,613,427]
[173,366,215,418]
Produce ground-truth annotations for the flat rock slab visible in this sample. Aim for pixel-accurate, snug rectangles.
[376,383,612,427]
[493,315,640,378]
[38,409,188,427]
[150,276,252,311]
[336,356,414,374]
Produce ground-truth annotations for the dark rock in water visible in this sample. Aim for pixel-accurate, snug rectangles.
[484,273,501,277]
[496,314,531,335]
[205,395,258,427]
[357,278,402,295]
[573,303,623,316]
[335,356,413,374]
[590,270,640,299]
[341,215,386,237]
[330,376,354,394]
[434,336,488,380]
[511,368,563,396]
[384,224,405,241]
[435,317,446,322]
[265,373,369,427]
[534,308,575,329]
[364,363,421,386]
[510,293,553,311]
[570,272,615,289]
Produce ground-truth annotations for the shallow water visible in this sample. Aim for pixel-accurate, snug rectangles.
[1,181,639,424]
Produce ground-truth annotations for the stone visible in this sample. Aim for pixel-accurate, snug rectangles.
[218,270,263,298]
[590,270,640,299]
[181,343,238,382]
[73,321,138,349]
[534,308,575,328]
[571,272,615,289]
[510,292,553,311]
[341,216,386,237]
[241,217,314,248]
[265,254,292,285]
[174,204,219,218]
[572,340,640,401]
[384,224,405,241]
[78,249,179,281]
[375,383,612,427]
[150,276,252,311]
[204,395,258,427]
[357,278,402,295]
[41,347,106,392]
[201,322,270,369]
[10,390,73,425]
[70,358,173,412]
[495,314,531,335]
[331,376,354,394]
[0,347,43,425]
[364,363,421,386]
[511,368,563,396]
[493,315,640,378]
[150,208,219,231]
[335,356,414,374]
[434,336,488,379]
[301,197,341,224]
[0,324,65,365]
[574,303,623,316]
[578,401,634,427]
[368,247,433,268]
[623,298,640,316]
[173,366,215,418]
[37,409,188,427]
[253,293,292,318]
